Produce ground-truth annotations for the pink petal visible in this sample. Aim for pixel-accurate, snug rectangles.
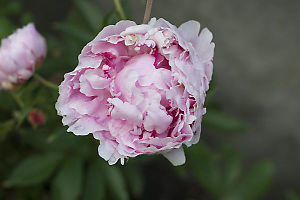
[67,117,107,135]
[93,20,137,41]
[108,98,143,126]
[143,104,173,134]
[194,28,215,61]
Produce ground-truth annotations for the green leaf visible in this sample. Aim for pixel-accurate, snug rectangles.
[0,119,15,141]
[188,143,222,197]
[125,166,144,198]
[0,17,16,39]
[21,12,34,25]
[4,1,21,15]
[223,160,274,200]
[74,0,102,31]
[203,109,247,133]
[51,156,84,200]
[54,22,93,43]
[104,11,120,26]
[0,91,17,111]
[222,144,241,188]
[104,165,129,200]
[15,105,32,127]
[18,81,40,98]
[286,191,300,200]
[4,153,63,187]
[84,160,106,200]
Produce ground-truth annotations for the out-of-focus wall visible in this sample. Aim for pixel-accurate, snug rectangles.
[117,0,300,199]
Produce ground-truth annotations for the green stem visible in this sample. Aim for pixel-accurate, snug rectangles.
[114,0,126,20]
[9,91,24,108]
[33,74,58,91]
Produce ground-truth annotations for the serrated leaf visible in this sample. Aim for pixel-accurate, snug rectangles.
[203,109,247,133]
[51,156,84,200]
[84,160,106,200]
[4,153,63,187]
[74,0,102,31]
[223,161,274,200]
[104,165,129,200]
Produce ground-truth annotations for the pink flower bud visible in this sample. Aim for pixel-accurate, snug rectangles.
[28,109,46,128]
[0,23,47,90]
[56,18,215,165]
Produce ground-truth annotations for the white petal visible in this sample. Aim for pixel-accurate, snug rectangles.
[98,140,115,161]
[195,28,214,61]
[93,20,136,41]
[67,117,106,135]
[162,147,186,166]
[178,20,200,42]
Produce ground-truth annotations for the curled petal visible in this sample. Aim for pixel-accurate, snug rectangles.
[178,20,200,42]
[163,147,186,166]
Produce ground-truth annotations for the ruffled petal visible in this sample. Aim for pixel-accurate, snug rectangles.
[93,20,137,41]
[178,20,200,42]
[194,28,215,61]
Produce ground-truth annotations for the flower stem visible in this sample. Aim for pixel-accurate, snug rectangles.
[33,74,58,91]
[114,0,126,20]
[143,0,153,24]
[9,91,24,108]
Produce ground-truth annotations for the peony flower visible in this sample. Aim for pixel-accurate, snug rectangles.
[56,18,214,166]
[0,23,47,90]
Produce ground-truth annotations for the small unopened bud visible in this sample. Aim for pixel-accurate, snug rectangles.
[28,109,46,128]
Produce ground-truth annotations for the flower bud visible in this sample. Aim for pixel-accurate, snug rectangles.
[0,23,47,90]
[28,109,46,128]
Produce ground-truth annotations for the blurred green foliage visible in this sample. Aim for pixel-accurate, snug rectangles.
[286,191,300,200]
[184,143,274,200]
[0,0,279,200]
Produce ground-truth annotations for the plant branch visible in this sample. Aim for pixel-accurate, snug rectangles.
[143,0,153,24]
[9,91,24,108]
[33,74,58,91]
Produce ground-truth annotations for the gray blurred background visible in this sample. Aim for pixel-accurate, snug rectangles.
[100,0,300,198]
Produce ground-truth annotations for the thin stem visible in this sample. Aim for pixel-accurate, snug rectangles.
[9,91,24,108]
[33,74,58,91]
[114,0,126,20]
[143,0,153,24]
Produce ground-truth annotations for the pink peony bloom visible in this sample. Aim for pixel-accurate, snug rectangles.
[0,23,47,90]
[56,18,214,166]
